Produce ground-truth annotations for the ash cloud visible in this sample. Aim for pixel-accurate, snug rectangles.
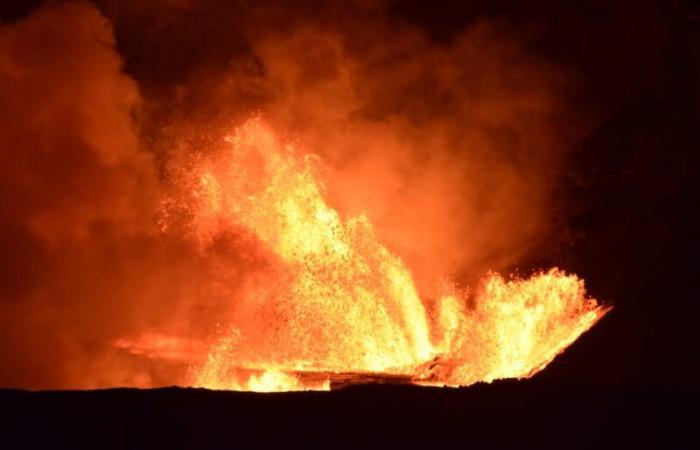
[0,0,582,388]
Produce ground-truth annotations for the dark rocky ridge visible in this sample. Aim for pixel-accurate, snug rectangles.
[1,379,694,448]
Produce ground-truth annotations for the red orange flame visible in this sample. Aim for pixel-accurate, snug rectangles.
[166,118,609,391]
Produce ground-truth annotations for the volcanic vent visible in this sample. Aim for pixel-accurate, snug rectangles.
[123,118,608,392]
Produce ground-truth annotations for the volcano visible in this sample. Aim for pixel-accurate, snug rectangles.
[0,0,697,447]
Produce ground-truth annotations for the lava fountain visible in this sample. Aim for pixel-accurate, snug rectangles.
[138,117,611,392]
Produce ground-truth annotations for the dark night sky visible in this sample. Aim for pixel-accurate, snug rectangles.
[0,0,698,392]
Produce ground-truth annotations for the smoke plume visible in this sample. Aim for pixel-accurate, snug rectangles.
[0,0,582,388]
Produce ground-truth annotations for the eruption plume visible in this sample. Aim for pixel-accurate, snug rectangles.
[0,1,609,391]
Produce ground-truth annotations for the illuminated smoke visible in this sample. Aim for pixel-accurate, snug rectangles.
[0,2,606,390]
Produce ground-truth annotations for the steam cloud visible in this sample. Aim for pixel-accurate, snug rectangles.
[0,1,582,388]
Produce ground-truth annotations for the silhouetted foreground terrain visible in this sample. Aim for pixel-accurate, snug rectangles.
[0,379,694,448]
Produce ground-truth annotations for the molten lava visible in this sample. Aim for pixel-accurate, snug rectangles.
[144,117,610,392]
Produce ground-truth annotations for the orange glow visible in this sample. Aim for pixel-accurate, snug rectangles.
[166,117,611,392]
[114,332,206,362]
